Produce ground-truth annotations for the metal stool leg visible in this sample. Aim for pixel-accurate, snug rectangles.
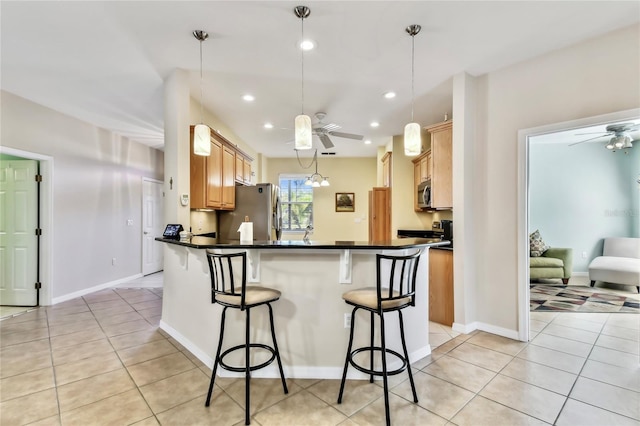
[369,311,374,383]
[245,308,251,425]
[337,306,358,403]
[398,310,418,403]
[267,303,288,394]
[206,307,228,406]
[379,312,391,426]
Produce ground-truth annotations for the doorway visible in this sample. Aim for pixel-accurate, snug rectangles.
[0,158,39,306]
[517,108,640,341]
[0,147,53,307]
[142,178,164,275]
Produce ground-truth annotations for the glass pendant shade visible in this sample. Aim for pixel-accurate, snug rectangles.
[194,124,211,156]
[295,114,313,150]
[605,141,615,150]
[404,122,421,156]
[320,178,330,187]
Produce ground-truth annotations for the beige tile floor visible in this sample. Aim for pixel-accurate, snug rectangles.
[0,275,639,425]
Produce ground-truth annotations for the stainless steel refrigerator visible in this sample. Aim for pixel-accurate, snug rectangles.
[217,183,281,243]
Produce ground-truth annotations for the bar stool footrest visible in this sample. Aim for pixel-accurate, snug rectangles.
[349,346,408,377]
[219,343,277,373]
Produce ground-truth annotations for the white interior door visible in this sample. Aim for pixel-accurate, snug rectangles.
[0,160,38,306]
[142,178,164,275]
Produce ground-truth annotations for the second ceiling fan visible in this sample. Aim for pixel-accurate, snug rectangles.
[311,112,363,149]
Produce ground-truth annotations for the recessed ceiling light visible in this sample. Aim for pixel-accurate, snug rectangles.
[370,121,380,128]
[243,94,255,102]
[383,92,396,99]
[364,139,372,145]
[264,123,274,129]
[300,39,315,51]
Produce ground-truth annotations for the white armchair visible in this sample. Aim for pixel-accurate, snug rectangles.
[589,237,640,293]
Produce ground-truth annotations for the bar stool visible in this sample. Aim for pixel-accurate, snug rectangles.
[204,250,288,425]
[337,250,423,426]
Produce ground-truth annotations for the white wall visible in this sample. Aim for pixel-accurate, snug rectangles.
[1,91,164,301]
[530,141,638,271]
[471,24,640,331]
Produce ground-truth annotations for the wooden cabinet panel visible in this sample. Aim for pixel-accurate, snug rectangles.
[243,160,252,185]
[368,187,390,241]
[430,122,452,209]
[206,138,223,208]
[235,155,244,182]
[429,249,454,326]
[221,146,235,210]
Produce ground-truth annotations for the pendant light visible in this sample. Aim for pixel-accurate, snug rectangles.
[404,25,422,157]
[193,30,211,156]
[294,6,312,150]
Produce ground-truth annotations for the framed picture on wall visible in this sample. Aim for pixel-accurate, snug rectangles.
[335,192,355,212]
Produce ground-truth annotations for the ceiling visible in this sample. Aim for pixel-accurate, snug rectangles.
[2,1,639,158]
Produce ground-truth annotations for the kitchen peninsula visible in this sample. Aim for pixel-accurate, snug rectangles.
[157,236,449,379]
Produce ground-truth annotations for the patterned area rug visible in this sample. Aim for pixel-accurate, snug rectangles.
[530,284,640,313]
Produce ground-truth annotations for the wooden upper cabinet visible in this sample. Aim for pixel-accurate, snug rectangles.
[189,125,253,210]
[235,155,244,182]
[427,120,452,209]
[243,160,252,185]
[381,152,391,187]
[221,146,236,210]
[234,154,253,185]
[206,138,223,208]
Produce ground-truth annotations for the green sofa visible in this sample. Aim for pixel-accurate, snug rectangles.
[530,247,573,284]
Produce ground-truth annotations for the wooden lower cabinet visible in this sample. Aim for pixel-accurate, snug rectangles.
[429,249,454,326]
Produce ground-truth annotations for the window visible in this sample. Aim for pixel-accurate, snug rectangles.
[279,175,313,231]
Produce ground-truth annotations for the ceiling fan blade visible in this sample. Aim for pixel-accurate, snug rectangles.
[319,134,334,149]
[574,132,611,136]
[569,134,610,146]
[329,131,363,140]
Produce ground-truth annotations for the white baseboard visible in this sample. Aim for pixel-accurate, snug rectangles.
[572,271,588,277]
[452,321,477,334]
[452,321,521,341]
[159,320,432,380]
[52,273,143,305]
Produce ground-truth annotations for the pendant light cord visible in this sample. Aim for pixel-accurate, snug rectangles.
[300,15,305,115]
[411,33,415,123]
[199,38,204,125]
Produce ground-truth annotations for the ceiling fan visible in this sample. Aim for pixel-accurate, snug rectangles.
[312,112,364,149]
[570,122,639,150]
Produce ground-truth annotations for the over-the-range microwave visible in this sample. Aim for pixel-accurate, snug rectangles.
[417,180,431,209]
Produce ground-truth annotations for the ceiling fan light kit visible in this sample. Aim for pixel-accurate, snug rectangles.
[404,24,422,157]
[573,122,638,152]
[294,5,313,151]
[193,30,211,156]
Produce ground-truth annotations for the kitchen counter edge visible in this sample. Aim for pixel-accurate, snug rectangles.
[156,236,450,250]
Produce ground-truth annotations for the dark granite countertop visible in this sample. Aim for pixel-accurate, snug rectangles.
[156,236,450,251]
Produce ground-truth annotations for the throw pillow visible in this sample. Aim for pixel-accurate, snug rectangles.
[529,230,550,257]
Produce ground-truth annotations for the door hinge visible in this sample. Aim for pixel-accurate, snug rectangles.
[35,228,42,236]
[35,174,43,182]
[35,282,42,289]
